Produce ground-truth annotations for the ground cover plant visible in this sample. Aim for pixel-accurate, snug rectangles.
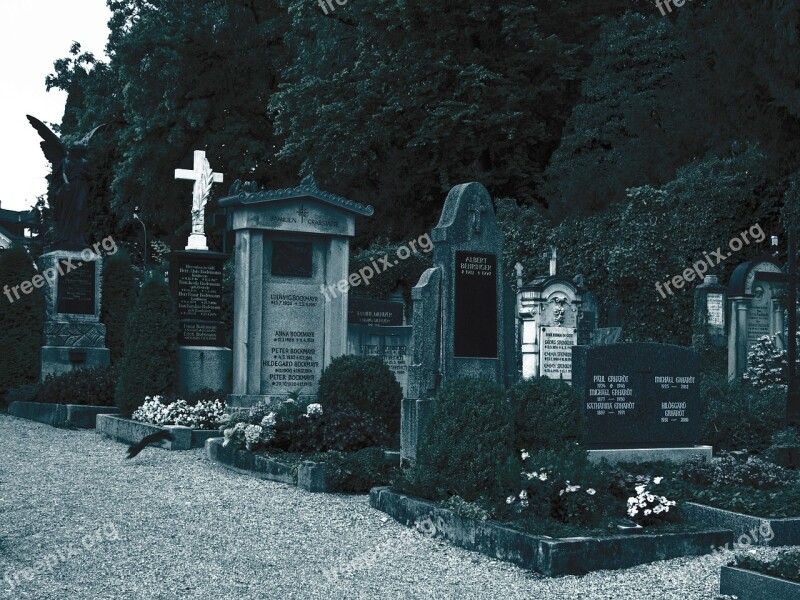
[732,548,800,583]
[32,366,119,407]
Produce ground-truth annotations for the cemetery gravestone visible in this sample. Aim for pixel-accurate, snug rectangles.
[39,250,110,379]
[692,274,727,349]
[219,176,373,410]
[517,262,597,382]
[727,258,785,380]
[402,182,515,461]
[573,343,707,461]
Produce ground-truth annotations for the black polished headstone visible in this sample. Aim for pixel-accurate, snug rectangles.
[347,297,404,326]
[572,343,700,449]
[57,261,96,315]
[453,251,497,358]
[168,251,227,347]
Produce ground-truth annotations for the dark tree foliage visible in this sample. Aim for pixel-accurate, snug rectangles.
[114,274,178,415]
[0,247,44,398]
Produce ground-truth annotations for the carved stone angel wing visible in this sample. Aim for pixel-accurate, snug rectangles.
[26,114,66,167]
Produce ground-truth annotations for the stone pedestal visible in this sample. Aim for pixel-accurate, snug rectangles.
[218,176,373,410]
[168,250,231,393]
[39,250,109,380]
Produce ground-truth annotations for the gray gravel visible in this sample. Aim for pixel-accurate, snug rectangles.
[0,414,793,599]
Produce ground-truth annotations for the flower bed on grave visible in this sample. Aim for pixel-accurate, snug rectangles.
[380,377,755,575]
[212,396,397,494]
[719,549,800,599]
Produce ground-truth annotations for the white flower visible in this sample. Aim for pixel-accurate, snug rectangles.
[586,488,596,496]
[527,472,537,480]
[653,506,663,514]
[538,473,548,482]
[646,494,655,503]
[261,413,277,428]
[506,496,515,504]
[644,509,652,516]
[653,477,663,485]
[521,450,530,461]
[635,485,646,495]
[306,403,323,417]
[519,490,528,500]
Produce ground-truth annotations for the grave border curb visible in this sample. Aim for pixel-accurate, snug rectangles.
[96,414,219,450]
[683,502,800,547]
[205,438,328,492]
[719,565,800,599]
[369,487,732,577]
[9,401,119,429]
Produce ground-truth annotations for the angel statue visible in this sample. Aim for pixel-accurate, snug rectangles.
[27,115,104,249]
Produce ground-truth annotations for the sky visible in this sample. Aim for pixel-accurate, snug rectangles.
[0,1,112,213]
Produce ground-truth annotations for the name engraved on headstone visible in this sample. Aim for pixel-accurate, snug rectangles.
[655,374,696,424]
[57,261,96,315]
[585,374,636,417]
[348,298,404,326]
[541,327,577,380]
[706,293,724,326]
[176,262,223,320]
[453,251,497,358]
[263,292,324,391]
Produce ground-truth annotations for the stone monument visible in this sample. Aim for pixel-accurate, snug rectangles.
[402,182,515,461]
[171,150,231,394]
[726,257,785,380]
[39,250,110,379]
[218,176,373,411]
[516,248,598,383]
[572,342,711,464]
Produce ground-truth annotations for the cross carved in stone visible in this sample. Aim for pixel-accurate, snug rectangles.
[175,150,224,250]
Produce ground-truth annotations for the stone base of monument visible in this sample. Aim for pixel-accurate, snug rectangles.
[587,445,712,465]
[177,346,231,395]
[96,415,219,450]
[41,346,110,380]
[9,401,119,429]
[682,502,800,547]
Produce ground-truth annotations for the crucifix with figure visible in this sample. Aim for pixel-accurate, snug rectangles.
[175,150,224,250]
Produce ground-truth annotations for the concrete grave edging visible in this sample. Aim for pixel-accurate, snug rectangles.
[9,401,120,429]
[205,437,328,492]
[369,487,732,577]
[96,414,219,450]
[719,565,800,600]
[682,502,800,547]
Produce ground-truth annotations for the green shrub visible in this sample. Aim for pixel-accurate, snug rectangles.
[700,374,784,452]
[1,384,37,411]
[508,377,583,451]
[114,274,179,416]
[0,247,44,399]
[398,378,518,502]
[324,447,394,493]
[317,355,402,436]
[322,407,391,452]
[34,365,119,407]
[100,250,137,364]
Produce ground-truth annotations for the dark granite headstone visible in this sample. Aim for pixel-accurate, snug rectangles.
[168,251,227,346]
[348,297,404,326]
[57,261,96,315]
[572,343,700,449]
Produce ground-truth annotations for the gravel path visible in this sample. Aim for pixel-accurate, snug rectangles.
[0,414,792,599]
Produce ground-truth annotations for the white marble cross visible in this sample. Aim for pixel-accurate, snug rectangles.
[175,150,224,250]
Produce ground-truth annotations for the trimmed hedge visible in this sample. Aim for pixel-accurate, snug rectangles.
[399,378,519,502]
[114,274,178,416]
[317,355,402,436]
[0,247,44,400]
[508,377,583,451]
